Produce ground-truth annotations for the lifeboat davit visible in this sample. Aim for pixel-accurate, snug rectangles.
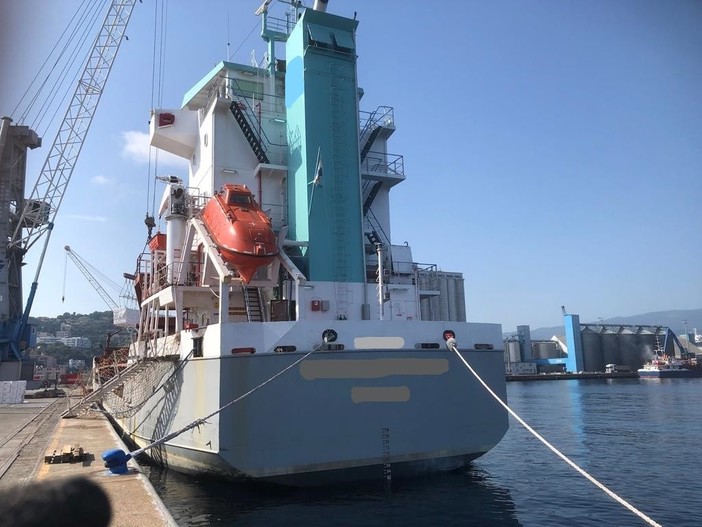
[200,184,278,283]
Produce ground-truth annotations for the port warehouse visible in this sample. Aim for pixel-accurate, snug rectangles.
[505,313,700,375]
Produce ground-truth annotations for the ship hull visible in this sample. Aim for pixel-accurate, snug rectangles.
[638,369,702,378]
[103,327,507,486]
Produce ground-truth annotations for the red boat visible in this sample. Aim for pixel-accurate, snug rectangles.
[200,184,278,283]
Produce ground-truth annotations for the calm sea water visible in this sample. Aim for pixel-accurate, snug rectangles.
[146,378,702,526]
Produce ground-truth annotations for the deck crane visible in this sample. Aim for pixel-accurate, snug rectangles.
[0,0,138,362]
[63,246,139,328]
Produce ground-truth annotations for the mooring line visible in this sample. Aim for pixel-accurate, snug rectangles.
[446,338,662,527]
[129,348,315,457]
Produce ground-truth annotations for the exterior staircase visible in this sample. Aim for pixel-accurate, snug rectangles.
[243,286,263,322]
[61,360,153,418]
[229,101,270,164]
[362,181,383,215]
[360,125,381,161]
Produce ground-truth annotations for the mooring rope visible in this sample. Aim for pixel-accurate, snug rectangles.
[128,348,315,457]
[446,338,662,527]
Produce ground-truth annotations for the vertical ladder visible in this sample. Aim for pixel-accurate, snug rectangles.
[329,62,349,319]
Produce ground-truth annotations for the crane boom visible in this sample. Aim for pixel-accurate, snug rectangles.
[1,0,137,361]
[64,245,119,311]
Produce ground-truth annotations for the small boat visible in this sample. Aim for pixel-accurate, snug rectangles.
[637,355,702,378]
[200,184,278,283]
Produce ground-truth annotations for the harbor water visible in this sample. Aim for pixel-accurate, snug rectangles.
[145,378,702,526]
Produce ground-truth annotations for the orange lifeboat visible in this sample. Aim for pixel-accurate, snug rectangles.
[200,184,278,283]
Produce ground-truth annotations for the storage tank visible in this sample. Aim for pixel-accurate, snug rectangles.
[517,325,532,361]
[601,328,621,369]
[633,329,656,369]
[581,327,602,372]
[619,328,639,367]
[506,339,521,364]
[533,341,557,359]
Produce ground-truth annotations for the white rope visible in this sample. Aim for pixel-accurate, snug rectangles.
[129,348,315,457]
[446,338,662,527]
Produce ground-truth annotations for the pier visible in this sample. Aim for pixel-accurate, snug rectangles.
[0,392,175,527]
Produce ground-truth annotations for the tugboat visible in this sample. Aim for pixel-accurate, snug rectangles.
[638,355,702,378]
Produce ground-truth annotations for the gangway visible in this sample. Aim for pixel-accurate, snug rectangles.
[61,358,153,418]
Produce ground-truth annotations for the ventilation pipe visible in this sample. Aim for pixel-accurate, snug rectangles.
[313,0,328,12]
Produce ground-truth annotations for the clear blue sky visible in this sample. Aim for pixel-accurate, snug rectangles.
[1,0,700,332]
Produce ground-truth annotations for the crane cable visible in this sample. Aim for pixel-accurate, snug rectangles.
[62,247,128,306]
[13,0,106,135]
[445,338,662,527]
[31,0,105,134]
[5,0,104,180]
[11,0,92,123]
[146,0,169,234]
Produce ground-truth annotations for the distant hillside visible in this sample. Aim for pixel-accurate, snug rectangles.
[514,308,702,340]
[28,311,130,363]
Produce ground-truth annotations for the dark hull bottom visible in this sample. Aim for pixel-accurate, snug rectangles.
[638,371,702,378]
[261,453,486,487]
[110,417,486,487]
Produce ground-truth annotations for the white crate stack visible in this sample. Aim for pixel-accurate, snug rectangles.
[0,380,27,404]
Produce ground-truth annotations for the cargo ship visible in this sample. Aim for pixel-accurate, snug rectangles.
[97,0,508,485]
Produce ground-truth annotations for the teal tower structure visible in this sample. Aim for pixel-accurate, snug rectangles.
[284,8,364,283]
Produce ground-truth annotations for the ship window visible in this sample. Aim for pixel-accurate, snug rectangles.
[330,29,354,52]
[228,193,252,206]
[307,24,333,47]
[232,79,263,100]
[192,337,203,358]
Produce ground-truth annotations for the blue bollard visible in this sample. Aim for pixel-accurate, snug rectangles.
[102,448,132,474]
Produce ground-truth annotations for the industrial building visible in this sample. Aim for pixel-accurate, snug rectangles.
[505,313,692,374]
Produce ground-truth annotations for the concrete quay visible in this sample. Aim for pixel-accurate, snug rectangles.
[0,394,177,527]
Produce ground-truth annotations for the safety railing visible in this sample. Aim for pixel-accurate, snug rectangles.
[361,152,404,177]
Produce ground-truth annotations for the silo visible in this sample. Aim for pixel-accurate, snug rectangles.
[517,325,532,361]
[507,339,521,363]
[581,327,602,372]
[619,328,639,367]
[601,328,620,370]
[634,329,656,369]
[533,341,556,359]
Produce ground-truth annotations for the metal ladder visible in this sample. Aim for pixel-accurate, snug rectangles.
[229,101,270,164]
[243,286,263,322]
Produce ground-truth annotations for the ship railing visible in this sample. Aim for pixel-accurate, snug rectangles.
[358,106,395,147]
[187,191,209,215]
[226,77,288,162]
[134,251,170,298]
[413,263,440,291]
[261,202,286,231]
[359,106,394,140]
[202,73,288,164]
[264,14,295,37]
[363,209,391,248]
[361,152,404,177]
